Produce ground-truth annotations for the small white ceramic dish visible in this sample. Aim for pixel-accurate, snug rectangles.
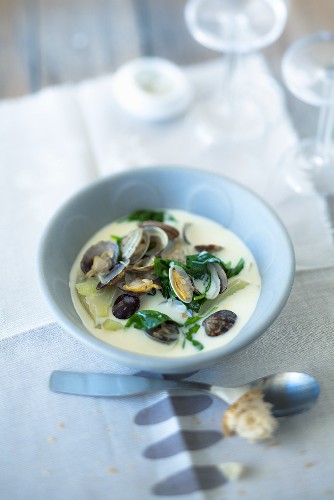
[112,57,193,121]
[38,166,295,373]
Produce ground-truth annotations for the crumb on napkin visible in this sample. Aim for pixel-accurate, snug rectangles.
[222,388,278,443]
[217,462,245,481]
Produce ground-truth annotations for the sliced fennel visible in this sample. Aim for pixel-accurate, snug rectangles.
[222,278,250,300]
[76,277,101,296]
[85,287,116,321]
[198,278,250,316]
[102,319,123,331]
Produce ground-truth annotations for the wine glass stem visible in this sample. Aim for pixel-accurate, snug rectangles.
[223,52,241,113]
[316,78,334,157]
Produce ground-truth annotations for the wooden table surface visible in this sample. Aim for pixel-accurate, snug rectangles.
[1,0,334,136]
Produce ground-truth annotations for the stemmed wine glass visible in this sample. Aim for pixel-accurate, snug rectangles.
[184,0,288,143]
[280,32,334,196]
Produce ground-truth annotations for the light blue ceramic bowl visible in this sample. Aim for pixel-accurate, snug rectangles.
[38,166,295,373]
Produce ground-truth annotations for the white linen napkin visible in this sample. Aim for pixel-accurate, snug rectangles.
[1,267,334,500]
[1,57,333,341]
[0,87,96,339]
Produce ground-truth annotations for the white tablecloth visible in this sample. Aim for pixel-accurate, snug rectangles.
[1,58,334,499]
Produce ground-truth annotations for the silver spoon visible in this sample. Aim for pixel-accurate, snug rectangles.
[50,370,320,417]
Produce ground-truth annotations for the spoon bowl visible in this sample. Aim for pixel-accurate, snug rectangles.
[50,370,320,417]
[258,372,321,417]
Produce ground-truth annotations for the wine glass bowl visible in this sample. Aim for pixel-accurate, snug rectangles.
[184,0,288,143]
[282,32,334,107]
[185,0,287,54]
[280,32,334,196]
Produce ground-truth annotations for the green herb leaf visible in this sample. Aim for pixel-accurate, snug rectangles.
[183,324,203,350]
[125,310,181,332]
[224,258,245,278]
[184,315,202,326]
[194,294,206,301]
[111,234,122,260]
[118,210,165,223]
[186,295,207,313]
[110,234,122,243]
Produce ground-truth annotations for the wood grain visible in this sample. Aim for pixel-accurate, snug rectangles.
[0,0,334,99]
[38,0,140,88]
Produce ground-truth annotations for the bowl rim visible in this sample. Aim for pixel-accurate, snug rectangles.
[37,165,295,373]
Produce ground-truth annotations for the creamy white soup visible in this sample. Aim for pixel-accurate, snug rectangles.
[70,209,261,357]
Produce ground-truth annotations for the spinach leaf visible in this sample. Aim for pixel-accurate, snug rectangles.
[154,257,188,276]
[159,277,172,299]
[125,310,181,332]
[186,251,245,279]
[118,209,165,223]
[153,258,172,298]
[186,252,221,278]
[154,258,170,279]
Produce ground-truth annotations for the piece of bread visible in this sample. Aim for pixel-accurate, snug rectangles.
[222,388,278,443]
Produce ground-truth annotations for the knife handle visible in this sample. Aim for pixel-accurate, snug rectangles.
[50,371,212,397]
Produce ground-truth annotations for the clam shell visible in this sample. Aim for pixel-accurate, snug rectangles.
[161,238,186,263]
[140,221,179,240]
[121,228,150,264]
[203,310,237,337]
[143,226,169,256]
[206,263,227,299]
[146,321,179,344]
[194,244,223,253]
[80,240,119,275]
[128,255,155,273]
[194,263,228,300]
[112,294,140,319]
[182,222,192,245]
[169,264,193,303]
[97,258,130,289]
[121,278,161,295]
